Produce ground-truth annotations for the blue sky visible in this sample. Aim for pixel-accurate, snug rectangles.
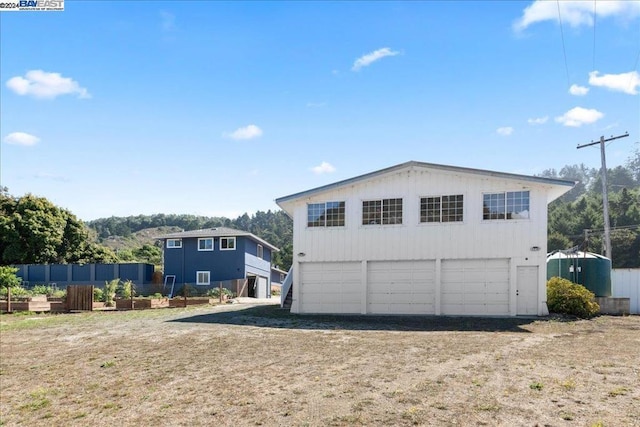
[1,1,639,221]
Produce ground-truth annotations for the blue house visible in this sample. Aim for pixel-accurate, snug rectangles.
[159,227,279,298]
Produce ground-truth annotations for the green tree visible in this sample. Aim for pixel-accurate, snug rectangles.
[0,266,22,289]
[133,244,162,265]
[0,192,117,264]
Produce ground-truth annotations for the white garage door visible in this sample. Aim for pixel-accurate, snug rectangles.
[368,260,436,314]
[441,259,510,315]
[299,262,361,314]
[257,276,268,299]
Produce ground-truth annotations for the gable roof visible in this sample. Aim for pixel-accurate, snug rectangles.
[158,227,279,252]
[276,160,575,207]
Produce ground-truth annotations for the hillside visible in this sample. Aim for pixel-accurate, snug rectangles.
[98,226,182,252]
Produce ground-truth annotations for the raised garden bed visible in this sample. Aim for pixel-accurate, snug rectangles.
[115,298,170,310]
[169,298,218,308]
[0,300,52,312]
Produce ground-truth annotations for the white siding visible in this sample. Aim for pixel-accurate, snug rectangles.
[289,167,549,264]
[367,260,436,314]
[612,269,640,314]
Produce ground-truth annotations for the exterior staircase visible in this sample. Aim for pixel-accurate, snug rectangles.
[280,266,293,310]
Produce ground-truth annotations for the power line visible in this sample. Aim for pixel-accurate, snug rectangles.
[557,0,571,88]
[592,0,597,70]
[577,132,630,262]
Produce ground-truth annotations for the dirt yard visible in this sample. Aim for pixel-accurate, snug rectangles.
[1,301,638,426]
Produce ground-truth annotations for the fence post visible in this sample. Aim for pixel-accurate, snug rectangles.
[7,287,11,313]
[219,282,223,303]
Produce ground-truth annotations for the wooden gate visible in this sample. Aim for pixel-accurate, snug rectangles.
[66,285,94,311]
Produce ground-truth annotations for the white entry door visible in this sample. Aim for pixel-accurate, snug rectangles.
[516,266,539,315]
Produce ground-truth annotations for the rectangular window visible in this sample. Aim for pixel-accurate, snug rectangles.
[307,201,345,227]
[198,238,213,251]
[196,271,210,285]
[220,237,236,250]
[483,191,530,220]
[257,244,264,259]
[421,195,463,223]
[362,198,403,225]
[166,239,182,248]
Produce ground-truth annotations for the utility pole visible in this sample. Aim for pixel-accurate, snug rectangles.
[577,132,629,262]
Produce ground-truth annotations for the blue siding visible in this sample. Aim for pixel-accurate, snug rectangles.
[163,236,274,287]
[96,264,115,281]
[28,265,46,282]
[243,238,271,278]
[163,244,185,284]
[72,264,91,281]
[119,264,140,281]
[50,265,68,282]
[11,263,154,287]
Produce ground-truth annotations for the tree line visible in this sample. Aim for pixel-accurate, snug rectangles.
[541,148,640,268]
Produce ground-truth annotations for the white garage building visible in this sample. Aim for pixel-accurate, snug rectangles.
[276,161,574,316]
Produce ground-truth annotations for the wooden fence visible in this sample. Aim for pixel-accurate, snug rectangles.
[66,285,94,311]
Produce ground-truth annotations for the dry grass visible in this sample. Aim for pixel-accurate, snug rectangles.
[1,302,639,426]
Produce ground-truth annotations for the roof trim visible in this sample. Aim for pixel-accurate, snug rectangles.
[157,227,279,252]
[275,160,575,204]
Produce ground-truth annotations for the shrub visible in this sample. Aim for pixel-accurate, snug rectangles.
[547,277,600,318]
[0,285,30,298]
[104,279,118,307]
[117,280,134,299]
[93,287,104,302]
[31,285,50,295]
[206,287,234,298]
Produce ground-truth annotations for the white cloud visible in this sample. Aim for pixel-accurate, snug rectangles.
[496,127,514,136]
[352,47,400,72]
[527,116,548,125]
[513,0,640,32]
[311,161,336,174]
[589,71,640,95]
[555,107,604,127]
[224,124,263,140]
[160,10,176,32]
[6,70,90,99]
[3,132,40,146]
[569,84,589,96]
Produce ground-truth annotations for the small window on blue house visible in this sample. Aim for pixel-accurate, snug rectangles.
[257,244,264,259]
[220,237,236,250]
[198,238,213,251]
[166,239,182,248]
[196,271,210,285]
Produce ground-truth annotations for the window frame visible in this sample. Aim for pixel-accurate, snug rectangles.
[196,271,210,285]
[307,201,346,227]
[220,237,236,251]
[198,237,214,251]
[482,190,530,220]
[420,194,464,223]
[362,198,403,225]
[257,244,264,259]
[166,239,182,248]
